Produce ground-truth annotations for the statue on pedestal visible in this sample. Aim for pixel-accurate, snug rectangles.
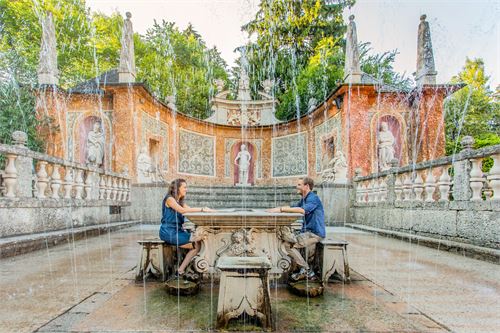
[234,144,252,186]
[86,122,104,167]
[377,122,396,171]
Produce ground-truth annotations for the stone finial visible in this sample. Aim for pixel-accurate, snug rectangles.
[460,136,474,151]
[389,158,399,168]
[237,67,251,101]
[165,95,176,110]
[261,79,273,94]
[415,14,437,85]
[214,79,225,92]
[354,168,363,178]
[12,131,28,146]
[37,11,59,85]
[344,14,362,84]
[118,11,136,83]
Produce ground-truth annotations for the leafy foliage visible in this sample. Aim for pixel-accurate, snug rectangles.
[444,58,500,155]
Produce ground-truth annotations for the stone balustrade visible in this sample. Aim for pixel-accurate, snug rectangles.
[351,136,499,252]
[0,131,130,203]
[354,137,500,205]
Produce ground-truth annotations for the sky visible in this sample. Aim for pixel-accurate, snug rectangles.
[87,0,500,89]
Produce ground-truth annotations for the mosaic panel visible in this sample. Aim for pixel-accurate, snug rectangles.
[141,112,168,170]
[272,132,308,177]
[314,114,342,172]
[178,129,215,176]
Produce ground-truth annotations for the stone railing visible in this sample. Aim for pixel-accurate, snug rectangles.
[354,137,500,205]
[351,136,499,253]
[0,131,130,203]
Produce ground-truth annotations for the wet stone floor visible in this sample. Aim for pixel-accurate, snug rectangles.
[0,225,498,333]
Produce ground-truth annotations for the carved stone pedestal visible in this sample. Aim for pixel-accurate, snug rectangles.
[317,238,350,283]
[216,256,273,331]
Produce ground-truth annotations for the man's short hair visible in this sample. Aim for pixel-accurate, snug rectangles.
[302,177,314,191]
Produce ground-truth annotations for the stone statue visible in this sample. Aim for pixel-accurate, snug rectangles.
[415,14,437,85]
[136,147,153,183]
[377,122,396,171]
[38,11,58,85]
[118,12,136,83]
[331,150,348,183]
[234,144,252,186]
[322,150,347,183]
[344,15,361,83]
[86,122,105,167]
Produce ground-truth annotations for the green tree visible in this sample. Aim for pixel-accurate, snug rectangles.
[444,58,500,154]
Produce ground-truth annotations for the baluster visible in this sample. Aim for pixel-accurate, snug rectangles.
[437,166,451,202]
[469,158,484,201]
[3,154,18,198]
[372,180,380,203]
[402,174,413,201]
[394,175,403,202]
[380,178,388,202]
[487,154,500,200]
[74,169,84,199]
[111,177,118,201]
[116,178,123,201]
[125,179,130,201]
[36,161,49,199]
[50,164,61,199]
[424,168,437,202]
[105,175,112,200]
[99,174,106,200]
[119,178,125,201]
[63,166,73,199]
[84,170,93,200]
[362,182,368,203]
[356,182,363,203]
[413,171,424,202]
[366,180,374,203]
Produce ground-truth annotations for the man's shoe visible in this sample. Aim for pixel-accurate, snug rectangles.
[290,267,308,281]
[305,269,318,281]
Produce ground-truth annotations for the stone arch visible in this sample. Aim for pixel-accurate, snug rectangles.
[232,141,256,186]
[370,110,407,172]
[72,112,113,169]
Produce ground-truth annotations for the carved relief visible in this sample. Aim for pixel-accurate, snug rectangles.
[178,129,215,176]
[272,132,308,177]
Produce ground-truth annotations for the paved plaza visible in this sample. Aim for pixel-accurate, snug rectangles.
[0,226,497,333]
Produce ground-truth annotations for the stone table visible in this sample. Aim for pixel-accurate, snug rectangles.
[184,209,302,276]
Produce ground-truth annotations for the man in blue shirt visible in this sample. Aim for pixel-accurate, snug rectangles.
[267,177,325,281]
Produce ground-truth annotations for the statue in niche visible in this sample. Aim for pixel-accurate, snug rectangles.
[136,147,153,183]
[377,122,396,171]
[234,144,252,186]
[86,121,105,167]
[331,150,348,183]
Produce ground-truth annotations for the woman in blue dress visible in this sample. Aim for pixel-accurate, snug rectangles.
[160,178,215,277]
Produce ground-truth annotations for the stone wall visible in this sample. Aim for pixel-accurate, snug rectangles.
[316,184,352,225]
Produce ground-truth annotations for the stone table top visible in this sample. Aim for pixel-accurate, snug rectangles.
[184,208,302,228]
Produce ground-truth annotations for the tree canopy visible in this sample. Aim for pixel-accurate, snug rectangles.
[444,58,500,154]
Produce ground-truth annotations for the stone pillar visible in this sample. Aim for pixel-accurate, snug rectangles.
[12,131,33,197]
[452,136,474,201]
[386,159,399,204]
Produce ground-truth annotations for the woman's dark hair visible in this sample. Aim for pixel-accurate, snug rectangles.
[169,178,186,205]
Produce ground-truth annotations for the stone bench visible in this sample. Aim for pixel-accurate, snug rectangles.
[316,237,350,283]
[216,256,273,331]
[135,239,178,282]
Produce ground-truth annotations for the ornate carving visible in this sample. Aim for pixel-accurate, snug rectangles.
[272,132,308,177]
[178,130,215,176]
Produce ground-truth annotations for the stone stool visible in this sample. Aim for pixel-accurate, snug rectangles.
[317,238,350,283]
[135,239,176,282]
[216,256,273,331]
